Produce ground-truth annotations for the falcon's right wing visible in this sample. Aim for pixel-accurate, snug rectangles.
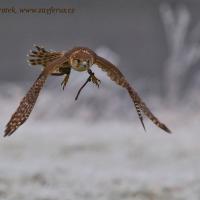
[4,53,70,136]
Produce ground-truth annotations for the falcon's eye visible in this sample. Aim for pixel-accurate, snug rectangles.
[73,59,80,66]
[86,60,92,66]
[75,59,80,63]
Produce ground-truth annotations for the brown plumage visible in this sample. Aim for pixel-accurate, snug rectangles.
[4,45,171,136]
[95,56,171,133]
[5,52,70,136]
[4,73,47,136]
[28,45,64,67]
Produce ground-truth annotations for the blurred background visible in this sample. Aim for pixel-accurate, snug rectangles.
[0,0,200,199]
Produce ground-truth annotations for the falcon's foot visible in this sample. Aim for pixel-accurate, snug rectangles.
[61,74,69,90]
[88,69,101,87]
[91,74,101,87]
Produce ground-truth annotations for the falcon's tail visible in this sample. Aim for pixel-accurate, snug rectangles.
[28,45,64,67]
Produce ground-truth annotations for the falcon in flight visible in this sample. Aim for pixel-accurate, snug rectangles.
[4,45,171,136]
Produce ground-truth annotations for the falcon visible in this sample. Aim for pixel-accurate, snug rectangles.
[4,45,171,136]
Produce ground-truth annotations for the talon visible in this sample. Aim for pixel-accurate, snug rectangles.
[91,75,101,87]
[61,75,69,90]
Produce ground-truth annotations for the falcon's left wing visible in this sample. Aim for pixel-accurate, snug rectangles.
[95,55,171,133]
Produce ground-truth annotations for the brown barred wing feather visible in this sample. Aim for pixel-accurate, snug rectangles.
[28,45,65,67]
[95,55,171,133]
[4,54,70,137]
[4,73,47,136]
[125,81,171,133]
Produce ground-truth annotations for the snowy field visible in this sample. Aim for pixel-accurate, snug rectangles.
[0,82,200,200]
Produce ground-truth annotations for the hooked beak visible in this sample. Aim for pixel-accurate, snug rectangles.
[81,61,88,67]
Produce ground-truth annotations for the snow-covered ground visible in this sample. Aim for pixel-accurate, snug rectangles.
[0,83,200,200]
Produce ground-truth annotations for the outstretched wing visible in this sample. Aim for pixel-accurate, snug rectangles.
[4,73,47,136]
[4,54,70,137]
[95,55,171,133]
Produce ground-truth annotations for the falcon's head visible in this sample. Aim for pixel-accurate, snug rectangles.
[69,47,96,72]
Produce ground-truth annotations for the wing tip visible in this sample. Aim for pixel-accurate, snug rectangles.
[160,124,172,134]
[3,133,9,137]
[140,118,146,132]
[3,127,15,137]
